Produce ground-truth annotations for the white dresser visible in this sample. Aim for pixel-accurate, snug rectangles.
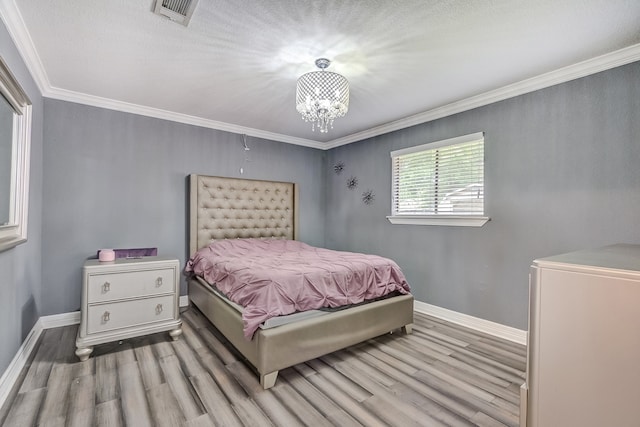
[75,256,183,361]
[524,244,640,427]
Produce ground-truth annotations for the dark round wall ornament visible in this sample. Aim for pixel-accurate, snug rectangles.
[347,176,358,190]
[333,161,345,174]
[362,190,375,205]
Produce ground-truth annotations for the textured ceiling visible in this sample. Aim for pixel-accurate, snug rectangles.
[3,0,640,147]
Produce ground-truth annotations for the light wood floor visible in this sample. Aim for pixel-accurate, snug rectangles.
[0,308,526,426]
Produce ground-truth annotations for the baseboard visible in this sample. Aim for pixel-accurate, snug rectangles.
[414,300,527,346]
[0,318,44,407]
[1,294,191,407]
[2,295,520,408]
[40,311,81,329]
[179,295,189,307]
[0,311,82,407]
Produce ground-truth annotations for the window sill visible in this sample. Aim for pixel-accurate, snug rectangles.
[386,215,490,227]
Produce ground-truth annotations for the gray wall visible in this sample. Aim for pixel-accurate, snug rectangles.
[325,62,640,330]
[2,6,639,379]
[0,22,44,375]
[41,100,326,315]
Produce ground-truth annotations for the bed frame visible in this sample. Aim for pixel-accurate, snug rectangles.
[187,174,414,389]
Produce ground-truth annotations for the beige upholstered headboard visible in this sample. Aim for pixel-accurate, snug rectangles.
[189,174,298,255]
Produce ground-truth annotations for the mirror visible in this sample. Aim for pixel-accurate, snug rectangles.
[0,94,12,224]
[0,56,31,252]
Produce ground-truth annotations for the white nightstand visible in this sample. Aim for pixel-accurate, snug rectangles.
[75,256,183,361]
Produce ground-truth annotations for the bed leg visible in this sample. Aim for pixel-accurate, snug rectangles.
[260,371,279,390]
[402,324,413,335]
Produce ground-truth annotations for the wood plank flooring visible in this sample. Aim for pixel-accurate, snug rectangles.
[0,308,526,426]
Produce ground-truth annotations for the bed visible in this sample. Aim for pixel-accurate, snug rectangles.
[187,174,414,389]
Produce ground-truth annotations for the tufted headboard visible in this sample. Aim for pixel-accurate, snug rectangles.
[189,174,298,255]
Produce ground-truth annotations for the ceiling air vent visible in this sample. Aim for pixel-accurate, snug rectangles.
[153,0,199,26]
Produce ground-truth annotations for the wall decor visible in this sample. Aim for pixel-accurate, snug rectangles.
[333,161,344,174]
[362,189,375,205]
[347,176,358,189]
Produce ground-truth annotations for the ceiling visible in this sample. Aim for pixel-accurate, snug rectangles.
[2,0,640,149]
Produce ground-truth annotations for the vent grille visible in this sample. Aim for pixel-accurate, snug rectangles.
[153,0,199,26]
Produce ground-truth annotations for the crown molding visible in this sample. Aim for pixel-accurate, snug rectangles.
[324,43,640,150]
[44,86,326,149]
[0,0,49,93]
[0,0,323,149]
[2,0,639,151]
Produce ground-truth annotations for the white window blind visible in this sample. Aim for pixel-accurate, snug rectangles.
[390,132,484,218]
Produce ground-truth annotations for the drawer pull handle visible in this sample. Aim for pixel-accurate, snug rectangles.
[156,277,163,287]
[156,304,163,315]
[102,282,110,293]
[102,311,110,323]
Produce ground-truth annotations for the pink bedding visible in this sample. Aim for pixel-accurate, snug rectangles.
[185,239,411,339]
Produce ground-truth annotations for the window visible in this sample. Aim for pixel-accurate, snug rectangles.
[387,132,489,227]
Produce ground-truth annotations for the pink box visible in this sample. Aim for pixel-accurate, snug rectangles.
[97,248,157,259]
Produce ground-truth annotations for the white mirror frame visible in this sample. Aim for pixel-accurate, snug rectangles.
[0,56,31,252]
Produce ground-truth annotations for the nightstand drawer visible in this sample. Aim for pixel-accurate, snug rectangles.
[87,268,175,303]
[87,295,175,334]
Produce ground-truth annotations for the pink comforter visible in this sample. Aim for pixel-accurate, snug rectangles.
[185,239,411,339]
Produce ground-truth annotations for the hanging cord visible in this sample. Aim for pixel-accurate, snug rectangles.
[240,134,251,174]
[243,134,251,155]
[242,135,251,162]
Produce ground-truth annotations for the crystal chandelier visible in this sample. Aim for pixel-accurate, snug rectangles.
[296,58,349,133]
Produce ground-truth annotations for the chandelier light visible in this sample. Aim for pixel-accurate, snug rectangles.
[296,58,349,133]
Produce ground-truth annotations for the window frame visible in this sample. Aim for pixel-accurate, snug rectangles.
[387,132,489,227]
